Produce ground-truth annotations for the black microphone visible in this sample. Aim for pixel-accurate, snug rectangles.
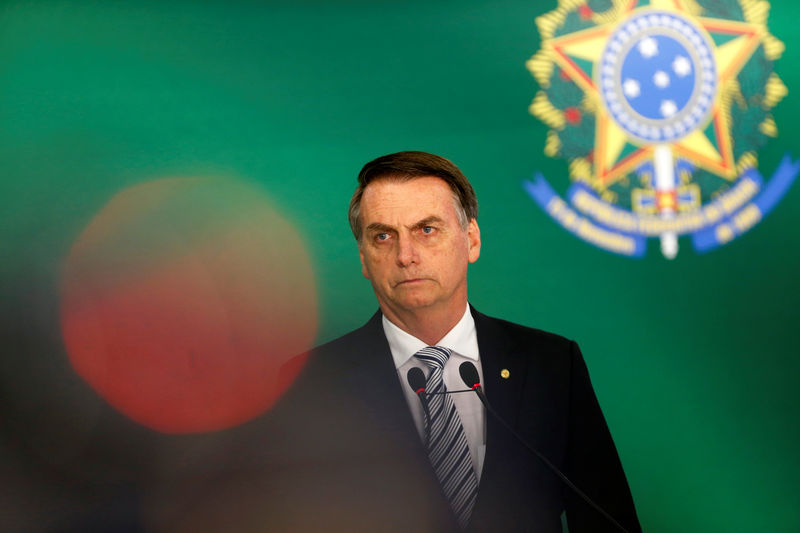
[459,360,482,392]
[458,361,629,533]
[407,367,432,446]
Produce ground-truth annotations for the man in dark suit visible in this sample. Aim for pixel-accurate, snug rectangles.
[263,151,640,532]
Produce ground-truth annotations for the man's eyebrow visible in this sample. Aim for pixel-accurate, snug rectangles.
[365,216,444,234]
[410,216,444,229]
[365,222,396,234]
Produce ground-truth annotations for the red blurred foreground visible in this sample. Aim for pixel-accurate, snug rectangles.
[60,177,317,433]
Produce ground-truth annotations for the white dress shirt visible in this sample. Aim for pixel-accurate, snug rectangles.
[382,305,486,480]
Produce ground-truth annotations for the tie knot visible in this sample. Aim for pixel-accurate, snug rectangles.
[414,346,452,370]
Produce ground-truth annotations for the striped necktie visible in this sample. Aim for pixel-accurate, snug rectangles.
[414,346,479,529]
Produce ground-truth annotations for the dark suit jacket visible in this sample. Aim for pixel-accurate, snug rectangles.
[257,307,640,533]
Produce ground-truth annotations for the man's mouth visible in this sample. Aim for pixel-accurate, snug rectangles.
[395,278,428,286]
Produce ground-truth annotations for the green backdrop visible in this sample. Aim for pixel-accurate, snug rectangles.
[1,1,798,531]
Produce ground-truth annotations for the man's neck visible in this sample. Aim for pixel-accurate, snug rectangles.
[380,303,467,346]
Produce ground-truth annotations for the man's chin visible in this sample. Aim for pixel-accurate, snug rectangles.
[399,298,435,310]
[405,293,456,315]
[392,284,436,303]
[384,292,437,313]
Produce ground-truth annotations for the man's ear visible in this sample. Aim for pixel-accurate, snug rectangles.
[467,219,481,263]
[359,245,371,279]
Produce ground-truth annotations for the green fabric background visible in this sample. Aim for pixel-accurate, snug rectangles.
[1,1,798,531]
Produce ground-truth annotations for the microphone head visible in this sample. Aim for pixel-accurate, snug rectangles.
[459,361,481,388]
[407,367,427,394]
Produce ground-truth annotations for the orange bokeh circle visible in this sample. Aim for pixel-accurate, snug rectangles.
[60,177,317,433]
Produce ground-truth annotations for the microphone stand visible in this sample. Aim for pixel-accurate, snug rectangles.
[459,362,630,533]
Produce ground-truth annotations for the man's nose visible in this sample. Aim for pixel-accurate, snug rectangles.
[395,235,419,267]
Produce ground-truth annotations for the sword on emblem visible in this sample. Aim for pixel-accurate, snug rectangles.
[653,144,678,259]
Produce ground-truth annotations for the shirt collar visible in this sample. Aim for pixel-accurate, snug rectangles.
[383,304,479,370]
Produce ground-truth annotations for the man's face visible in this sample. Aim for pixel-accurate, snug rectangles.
[358,176,480,323]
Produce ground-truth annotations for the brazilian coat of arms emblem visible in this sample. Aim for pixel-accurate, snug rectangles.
[525,0,798,258]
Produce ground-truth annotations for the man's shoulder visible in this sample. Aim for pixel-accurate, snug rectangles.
[280,311,385,379]
[471,307,575,353]
[311,310,385,356]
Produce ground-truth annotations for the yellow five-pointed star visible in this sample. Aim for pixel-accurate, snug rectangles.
[547,0,764,188]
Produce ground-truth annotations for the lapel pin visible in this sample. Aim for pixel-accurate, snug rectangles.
[500,369,510,379]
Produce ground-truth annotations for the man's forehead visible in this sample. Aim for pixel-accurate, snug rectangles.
[360,177,458,221]
[363,174,449,192]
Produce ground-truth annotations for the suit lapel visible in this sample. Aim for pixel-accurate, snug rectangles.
[340,312,461,531]
[472,307,526,433]
[343,311,424,449]
[470,307,530,529]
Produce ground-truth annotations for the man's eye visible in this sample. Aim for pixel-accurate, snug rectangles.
[422,226,435,234]
[376,233,390,241]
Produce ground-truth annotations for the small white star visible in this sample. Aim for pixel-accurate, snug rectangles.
[653,70,670,88]
[672,55,691,77]
[660,100,678,117]
[623,78,641,98]
[638,37,658,58]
